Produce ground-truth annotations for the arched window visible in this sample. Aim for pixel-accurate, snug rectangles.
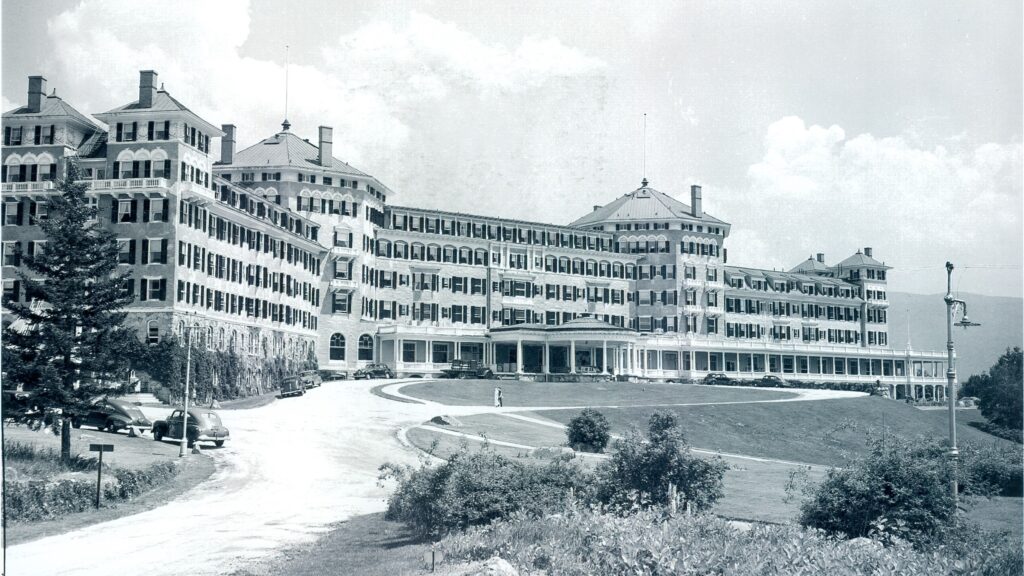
[330,333,346,360]
[358,334,374,361]
[146,320,160,345]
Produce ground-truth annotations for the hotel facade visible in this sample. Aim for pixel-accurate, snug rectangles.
[2,71,949,400]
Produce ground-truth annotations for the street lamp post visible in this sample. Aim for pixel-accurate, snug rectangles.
[180,318,198,458]
[943,262,980,511]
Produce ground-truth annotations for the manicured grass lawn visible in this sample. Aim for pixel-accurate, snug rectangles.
[229,512,434,576]
[401,380,796,407]
[535,396,1016,466]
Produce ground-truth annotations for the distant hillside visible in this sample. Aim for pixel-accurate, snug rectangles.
[888,292,1023,379]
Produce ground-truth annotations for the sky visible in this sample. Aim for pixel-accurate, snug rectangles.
[3,0,1021,297]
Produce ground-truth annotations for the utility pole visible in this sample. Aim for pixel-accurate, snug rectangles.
[180,318,196,458]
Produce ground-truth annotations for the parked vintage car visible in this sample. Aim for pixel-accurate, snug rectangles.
[299,369,323,388]
[702,372,731,385]
[70,396,152,433]
[279,375,306,398]
[353,363,394,380]
[576,366,612,381]
[440,359,495,379]
[319,369,348,381]
[758,375,789,388]
[152,408,229,447]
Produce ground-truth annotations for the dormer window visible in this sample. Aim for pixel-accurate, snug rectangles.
[122,122,136,142]
[9,127,22,146]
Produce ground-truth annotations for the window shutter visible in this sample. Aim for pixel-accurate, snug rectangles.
[1,166,6,182]
[128,239,136,263]
[113,161,120,179]
[110,198,118,222]
[131,122,138,140]
[129,199,138,222]
[48,125,55,143]
[158,279,166,300]
[11,280,20,302]
[34,126,41,144]
[161,199,169,222]
[160,239,168,263]
[15,201,23,225]
[143,199,150,222]
[29,165,38,182]
[127,279,135,296]
[49,164,57,180]
[147,121,154,140]
[140,279,148,301]
[29,202,37,223]
[141,239,149,264]
[143,160,151,178]
[26,241,35,257]
[12,242,20,266]
[3,127,9,146]
[163,121,169,138]
[132,161,140,178]
[116,123,123,142]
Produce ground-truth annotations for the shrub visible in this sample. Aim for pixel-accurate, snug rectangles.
[799,433,958,542]
[596,411,727,512]
[439,507,1022,576]
[104,461,178,500]
[565,408,611,452]
[968,420,1023,444]
[380,447,591,536]
[959,440,1024,497]
[975,348,1023,431]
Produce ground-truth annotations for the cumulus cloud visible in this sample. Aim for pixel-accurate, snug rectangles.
[718,116,1022,295]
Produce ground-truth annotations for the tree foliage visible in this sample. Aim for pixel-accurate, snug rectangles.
[973,347,1023,430]
[595,411,727,512]
[566,408,611,452]
[2,164,138,437]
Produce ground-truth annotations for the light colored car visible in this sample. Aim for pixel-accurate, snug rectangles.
[299,369,322,388]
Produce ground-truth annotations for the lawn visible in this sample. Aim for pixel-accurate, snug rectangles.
[534,396,1017,466]
[400,380,796,407]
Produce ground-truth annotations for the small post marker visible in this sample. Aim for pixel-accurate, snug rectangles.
[89,444,114,508]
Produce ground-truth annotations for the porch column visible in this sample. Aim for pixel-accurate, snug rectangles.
[516,338,524,374]
[656,349,662,370]
[397,338,403,371]
[570,339,576,373]
[543,342,550,374]
[426,339,433,366]
[602,340,608,374]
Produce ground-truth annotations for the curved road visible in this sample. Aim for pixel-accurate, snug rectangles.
[6,381,863,575]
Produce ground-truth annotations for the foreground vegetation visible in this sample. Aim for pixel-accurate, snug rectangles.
[3,441,179,522]
[439,508,1022,576]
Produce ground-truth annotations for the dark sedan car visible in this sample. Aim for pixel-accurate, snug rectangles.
[353,363,394,379]
[153,408,230,448]
[702,372,731,385]
[758,375,789,388]
[70,397,152,433]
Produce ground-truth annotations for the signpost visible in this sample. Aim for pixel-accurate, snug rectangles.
[89,444,114,508]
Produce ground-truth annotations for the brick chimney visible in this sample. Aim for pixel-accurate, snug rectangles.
[690,185,703,218]
[139,70,158,108]
[816,253,825,263]
[27,76,46,112]
[220,124,236,164]
[864,247,873,258]
[318,126,333,166]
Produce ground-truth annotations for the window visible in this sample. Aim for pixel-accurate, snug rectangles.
[117,200,133,222]
[329,333,346,360]
[147,238,163,263]
[117,239,134,264]
[147,321,160,345]
[358,334,374,361]
[9,127,22,146]
[332,292,350,314]
[4,201,21,225]
[402,342,417,363]
[2,242,19,267]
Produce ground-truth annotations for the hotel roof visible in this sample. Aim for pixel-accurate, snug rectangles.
[570,180,727,227]
[3,93,103,131]
[836,251,890,270]
[789,257,830,274]
[230,130,370,179]
[94,89,222,135]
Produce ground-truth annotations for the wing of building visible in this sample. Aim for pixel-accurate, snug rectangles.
[2,70,948,401]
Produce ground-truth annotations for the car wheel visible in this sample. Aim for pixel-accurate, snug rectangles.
[154,428,163,441]
[214,440,225,447]
[106,420,120,434]
[71,417,82,429]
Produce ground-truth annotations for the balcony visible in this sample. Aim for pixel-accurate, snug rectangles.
[88,178,170,191]
[331,244,359,256]
[329,278,357,290]
[2,181,56,193]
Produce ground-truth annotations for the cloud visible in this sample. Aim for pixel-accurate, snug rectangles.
[717,116,1022,295]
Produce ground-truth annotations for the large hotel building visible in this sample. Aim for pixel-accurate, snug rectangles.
[2,71,949,399]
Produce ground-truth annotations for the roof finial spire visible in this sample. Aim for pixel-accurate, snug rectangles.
[282,44,291,132]
[642,112,648,186]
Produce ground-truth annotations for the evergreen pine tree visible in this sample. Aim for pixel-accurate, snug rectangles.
[2,162,138,461]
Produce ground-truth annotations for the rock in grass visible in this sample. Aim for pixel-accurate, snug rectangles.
[430,415,463,427]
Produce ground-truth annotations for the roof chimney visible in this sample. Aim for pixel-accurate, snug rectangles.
[864,247,873,258]
[593,205,601,212]
[690,185,703,218]
[138,70,158,108]
[220,124,236,165]
[318,126,333,167]
[816,253,825,263]
[27,76,46,113]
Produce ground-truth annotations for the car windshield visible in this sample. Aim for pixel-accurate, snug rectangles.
[190,411,222,426]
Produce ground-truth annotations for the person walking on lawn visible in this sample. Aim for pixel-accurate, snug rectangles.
[494,387,503,408]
